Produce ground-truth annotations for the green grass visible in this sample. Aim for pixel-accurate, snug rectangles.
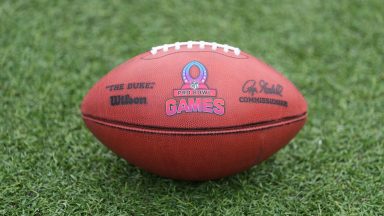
[1,0,383,215]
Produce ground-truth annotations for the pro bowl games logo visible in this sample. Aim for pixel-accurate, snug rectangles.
[165,61,225,116]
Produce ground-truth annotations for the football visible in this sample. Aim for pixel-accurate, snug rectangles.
[81,41,307,180]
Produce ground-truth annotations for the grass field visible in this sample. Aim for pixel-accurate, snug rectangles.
[1,0,383,215]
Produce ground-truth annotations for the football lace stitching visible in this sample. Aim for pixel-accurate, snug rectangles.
[150,41,241,56]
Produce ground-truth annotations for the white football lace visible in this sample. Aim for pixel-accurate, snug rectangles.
[150,41,241,56]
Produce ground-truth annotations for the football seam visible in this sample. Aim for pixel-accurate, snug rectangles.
[82,112,307,136]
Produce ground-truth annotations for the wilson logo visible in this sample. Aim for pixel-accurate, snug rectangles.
[110,95,147,106]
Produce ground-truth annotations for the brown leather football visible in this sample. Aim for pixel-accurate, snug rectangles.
[81,41,307,180]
